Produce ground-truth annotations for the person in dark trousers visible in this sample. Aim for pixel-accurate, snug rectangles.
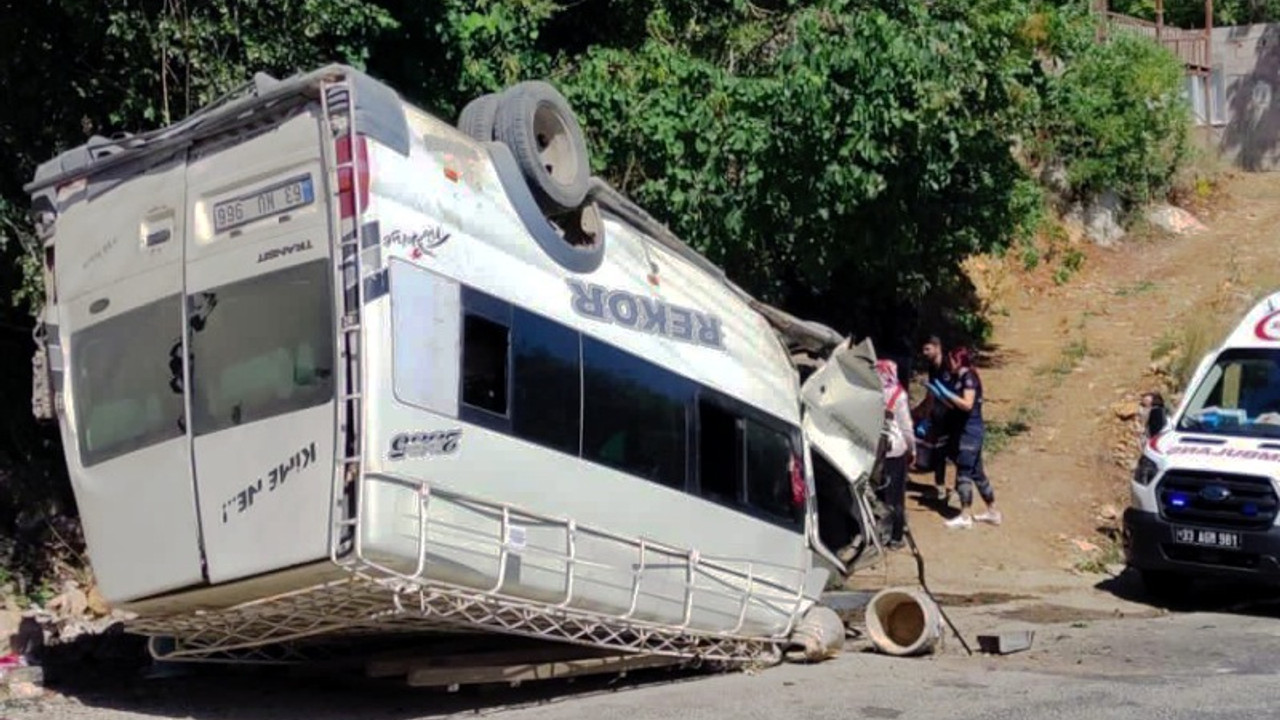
[876,359,915,549]
[927,346,1001,529]
[1139,391,1166,442]
[912,335,952,500]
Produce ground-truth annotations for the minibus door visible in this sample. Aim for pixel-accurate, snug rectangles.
[799,337,889,572]
[182,109,339,584]
[59,156,207,604]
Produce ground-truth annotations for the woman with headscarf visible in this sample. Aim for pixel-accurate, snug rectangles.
[875,359,914,549]
[927,346,1001,529]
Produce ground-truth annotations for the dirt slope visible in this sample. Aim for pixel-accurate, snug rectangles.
[852,171,1280,597]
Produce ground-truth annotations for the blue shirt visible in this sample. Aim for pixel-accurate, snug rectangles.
[927,363,953,423]
[949,368,984,435]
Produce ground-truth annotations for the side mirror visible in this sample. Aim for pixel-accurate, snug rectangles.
[1146,405,1168,436]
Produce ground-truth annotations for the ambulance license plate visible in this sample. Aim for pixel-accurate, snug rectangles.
[1173,526,1242,550]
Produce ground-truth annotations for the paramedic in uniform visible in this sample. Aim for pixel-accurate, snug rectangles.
[876,359,914,549]
[928,346,1001,529]
[912,335,952,500]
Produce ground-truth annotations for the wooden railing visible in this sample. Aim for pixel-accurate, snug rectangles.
[1098,9,1212,72]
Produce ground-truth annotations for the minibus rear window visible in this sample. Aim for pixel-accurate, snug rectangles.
[72,296,186,467]
[188,259,335,435]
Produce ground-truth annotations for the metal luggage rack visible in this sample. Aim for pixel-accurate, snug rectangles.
[130,473,812,667]
[130,574,786,667]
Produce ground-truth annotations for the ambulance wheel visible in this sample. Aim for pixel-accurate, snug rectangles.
[493,80,590,216]
[457,93,501,142]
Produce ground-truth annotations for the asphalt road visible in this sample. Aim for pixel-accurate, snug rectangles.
[8,580,1280,720]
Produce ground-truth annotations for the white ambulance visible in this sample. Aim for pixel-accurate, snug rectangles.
[1126,291,1280,597]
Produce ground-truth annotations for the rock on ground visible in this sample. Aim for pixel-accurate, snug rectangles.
[1147,203,1208,235]
[1065,190,1126,247]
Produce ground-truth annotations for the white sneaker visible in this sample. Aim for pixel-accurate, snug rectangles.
[975,510,1003,526]
[944,514,973,529]
[935,486,949,501]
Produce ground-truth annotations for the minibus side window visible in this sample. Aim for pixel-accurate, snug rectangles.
[461,314,510,416]
[695,394,802,529]
[581,336,690,490]
[697,399,743,504]
[459,286,513,426]
[745,420,800,525]
[511,308,580,456]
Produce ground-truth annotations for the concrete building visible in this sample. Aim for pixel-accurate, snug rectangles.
[1199,24,1280,171]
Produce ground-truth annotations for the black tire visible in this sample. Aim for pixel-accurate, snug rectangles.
[1139,569,1187,601]
[457,93,501,142]
[493,80,590,215]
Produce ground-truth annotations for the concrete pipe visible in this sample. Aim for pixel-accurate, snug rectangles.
[786,605,847,663]
[864,587,944,657]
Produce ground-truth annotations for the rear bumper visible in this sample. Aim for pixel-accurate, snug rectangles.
[1123,508,1280,582]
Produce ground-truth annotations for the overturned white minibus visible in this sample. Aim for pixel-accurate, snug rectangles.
[24,64,890,667]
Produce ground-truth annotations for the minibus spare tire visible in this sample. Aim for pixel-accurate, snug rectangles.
[493,80,591,216]
[457,93,501,142]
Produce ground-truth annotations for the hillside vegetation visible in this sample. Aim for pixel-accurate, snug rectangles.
[0,0,1200,602]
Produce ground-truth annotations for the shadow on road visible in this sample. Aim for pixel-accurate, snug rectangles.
[1095,567,1280,619]
[905,479,961,521]
[30,632,727,720]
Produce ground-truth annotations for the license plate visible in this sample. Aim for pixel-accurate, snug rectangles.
[213,175,314,233]
[1173,526,1242,549]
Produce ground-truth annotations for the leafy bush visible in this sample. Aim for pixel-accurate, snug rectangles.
[422,1,1192,340]
[1033,29,1191,206]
